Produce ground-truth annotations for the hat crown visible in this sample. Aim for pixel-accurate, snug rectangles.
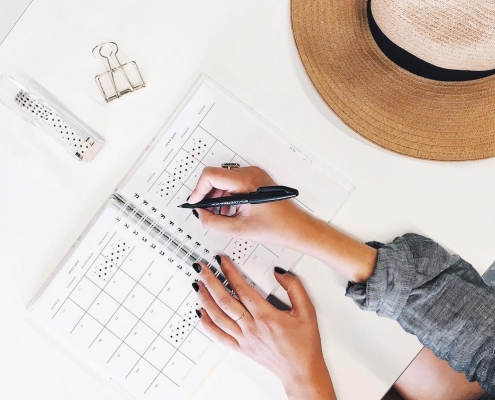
[371,0,495,71]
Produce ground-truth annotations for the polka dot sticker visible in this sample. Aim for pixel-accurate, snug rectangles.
[161,313,196,348]
[177,292,201,322]
[226,239,255,266]
[152,172,180,203]
[90,255,119,289]
[165,149,198,183]
[183,128,215,161]
[101,236,133,267]
[14,90,91,158]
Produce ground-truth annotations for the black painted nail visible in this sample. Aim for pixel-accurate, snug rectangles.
[196,309,202,319]
[186,195,191,201]
[214,255,221,265]
[192,209,199,219]
[192,263,201,273]
[274,266,287,275]
[192,282,200,292]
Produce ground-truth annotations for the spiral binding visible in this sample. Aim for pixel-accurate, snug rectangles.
[112,193,234,294]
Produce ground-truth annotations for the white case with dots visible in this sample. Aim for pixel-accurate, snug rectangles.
[0,71,104,161]
[27,75,353,400]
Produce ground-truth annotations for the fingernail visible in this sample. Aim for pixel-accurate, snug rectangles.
[195,309,202,319]
[214,255,221,265]
[192,209,199,219]
[192,282,200,292]
[192,263,201,273]
[274,266,287,275]
[187,195,191,201]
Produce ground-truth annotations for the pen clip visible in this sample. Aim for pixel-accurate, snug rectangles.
[256,186,299,196]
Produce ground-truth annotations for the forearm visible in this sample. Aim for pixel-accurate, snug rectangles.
[290,213,377,283]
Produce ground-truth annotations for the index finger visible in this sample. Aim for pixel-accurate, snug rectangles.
[188,167,241,204]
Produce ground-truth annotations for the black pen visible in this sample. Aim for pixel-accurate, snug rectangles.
[178,186,299,209]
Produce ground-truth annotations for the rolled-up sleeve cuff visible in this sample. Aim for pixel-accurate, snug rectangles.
[346,237,416,319]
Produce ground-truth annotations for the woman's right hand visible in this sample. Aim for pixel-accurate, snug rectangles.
[188,166,318,250]
[189,166,378,283]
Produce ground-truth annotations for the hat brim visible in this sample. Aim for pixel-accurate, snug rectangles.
[291,0,495,161]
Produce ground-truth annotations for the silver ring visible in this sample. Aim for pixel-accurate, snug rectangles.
[221,163,240,170]
[235,310,247,322]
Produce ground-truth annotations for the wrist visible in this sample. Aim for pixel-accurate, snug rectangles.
[286,213,377,283]
[282,359,336,400]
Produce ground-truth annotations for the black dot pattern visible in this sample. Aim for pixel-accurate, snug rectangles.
[154,174,178,200]
[101,237,132,267]
[14,90,91,157]
[169,153,197,182]
[189,139,207,157]
[162,313,197,347]
[183,131,215,160]
[230,240,254,263]
[91,256,118,288]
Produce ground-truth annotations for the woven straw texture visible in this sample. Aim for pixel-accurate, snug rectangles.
[372,0,495,71]
[291,0,495,161]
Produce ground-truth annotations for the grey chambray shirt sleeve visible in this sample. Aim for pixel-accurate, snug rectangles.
[346,233,495,396]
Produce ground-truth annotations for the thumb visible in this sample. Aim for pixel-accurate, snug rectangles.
[196,208,243,236]
[274,268,315,316]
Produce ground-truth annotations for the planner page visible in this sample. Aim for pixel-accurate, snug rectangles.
[29,200,226,400]
[118,76,353,296]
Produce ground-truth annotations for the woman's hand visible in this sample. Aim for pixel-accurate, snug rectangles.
[188,166,319,251]
[188,166,377,283]
[192,255,336,400]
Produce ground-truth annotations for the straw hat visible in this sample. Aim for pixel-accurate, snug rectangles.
[291,0,495,161]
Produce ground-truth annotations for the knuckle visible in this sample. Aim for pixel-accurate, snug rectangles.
[243,324,261,340]
[233,286,248,300]
[216,296,231,312]
[203,166,214,176]
[200,269,214,284]
[254,312,271,329]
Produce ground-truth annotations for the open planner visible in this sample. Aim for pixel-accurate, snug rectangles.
[28,76,353,400]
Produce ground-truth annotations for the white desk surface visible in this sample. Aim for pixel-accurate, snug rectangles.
[1,0,494,399]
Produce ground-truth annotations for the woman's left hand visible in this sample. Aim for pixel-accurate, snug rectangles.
[192,256,336,400]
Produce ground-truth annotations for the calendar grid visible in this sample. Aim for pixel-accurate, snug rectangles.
[83,237,211,386]
[52,232,117,321]
[90,257,153,349]
[96,256,211,364]
[163,134,238,208]
[62,232,213,389]
[69,239,134,334]
[79,274,171,341]
[144,293,201,393]
[148,103,216,192]
[66,295,188,389]
[137,292,192,389]
[66,291,200,389]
